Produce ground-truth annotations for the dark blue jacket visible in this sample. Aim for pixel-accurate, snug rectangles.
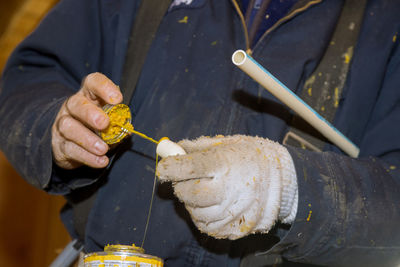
[0,0,399,266]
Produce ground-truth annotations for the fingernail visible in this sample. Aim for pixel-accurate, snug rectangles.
[94,114,107,128]
[95,141,107,153]
[97,156,108,165]
[109,92,120,103]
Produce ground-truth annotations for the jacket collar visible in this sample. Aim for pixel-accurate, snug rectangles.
[231,0,323,53]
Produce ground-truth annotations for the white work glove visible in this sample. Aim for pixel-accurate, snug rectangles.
[156,135,298,240]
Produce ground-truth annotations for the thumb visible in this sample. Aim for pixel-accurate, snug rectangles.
[81,72,122,105]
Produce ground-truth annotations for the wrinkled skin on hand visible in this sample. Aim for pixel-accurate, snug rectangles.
[51,72,123,169]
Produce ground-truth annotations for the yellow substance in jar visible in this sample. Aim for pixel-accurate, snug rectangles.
[100,104,133,144]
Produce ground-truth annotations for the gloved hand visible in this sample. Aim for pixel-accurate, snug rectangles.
[156,135,298,240]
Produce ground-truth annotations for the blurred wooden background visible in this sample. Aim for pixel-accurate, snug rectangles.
[0,0,71,266]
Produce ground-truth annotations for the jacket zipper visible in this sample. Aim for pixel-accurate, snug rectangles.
[231,0,322,55]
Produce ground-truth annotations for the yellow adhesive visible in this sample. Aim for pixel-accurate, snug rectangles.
[306,210,312,221]
[304,75,315,91]
[343,46,353,64]
[178,16,188,23]
[159,136,170,142]
[100,104,133,144]
[334,87,339,107]
[276,156,281,167]
[306,204,312,222]
[100,104,160,145]
[212,142,223,146]
[240,224,252,233]
[344,53,351,64]
[131,129,159,144]
[239,219,255,233]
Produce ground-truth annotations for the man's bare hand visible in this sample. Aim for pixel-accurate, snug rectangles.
[52,73,123,169]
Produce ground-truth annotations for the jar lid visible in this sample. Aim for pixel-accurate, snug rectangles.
[104,243,145,254]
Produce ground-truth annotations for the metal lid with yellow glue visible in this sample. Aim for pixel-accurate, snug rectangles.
[100,104,134,145]
[84,244,163,267]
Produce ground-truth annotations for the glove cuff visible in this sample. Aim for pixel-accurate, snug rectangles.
[277,147,298,224]
[255,140,297,233]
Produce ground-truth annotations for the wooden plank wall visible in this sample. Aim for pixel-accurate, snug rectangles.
[0,0,72,266]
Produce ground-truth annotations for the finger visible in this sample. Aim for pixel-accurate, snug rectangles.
[157,149,226,182]
[66,94,109,130]
[174,176,255,209]
[178,135,244,153]
[195,217,249,240]
[52,122,81,169]
[194,214,235,237]
[57,115,109,155]
[59,139,109,168]
[185,204,228,223]
[173,178,223,207]
[178,135,226,153]
[82,72,123,105]
[192,199,258,240]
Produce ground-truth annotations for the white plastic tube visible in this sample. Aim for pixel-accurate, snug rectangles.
[156,137,186,158]
[232,50,359,158]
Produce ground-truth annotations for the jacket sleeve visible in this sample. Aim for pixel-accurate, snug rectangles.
[0,0,136,194]
[268,40,400,267]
